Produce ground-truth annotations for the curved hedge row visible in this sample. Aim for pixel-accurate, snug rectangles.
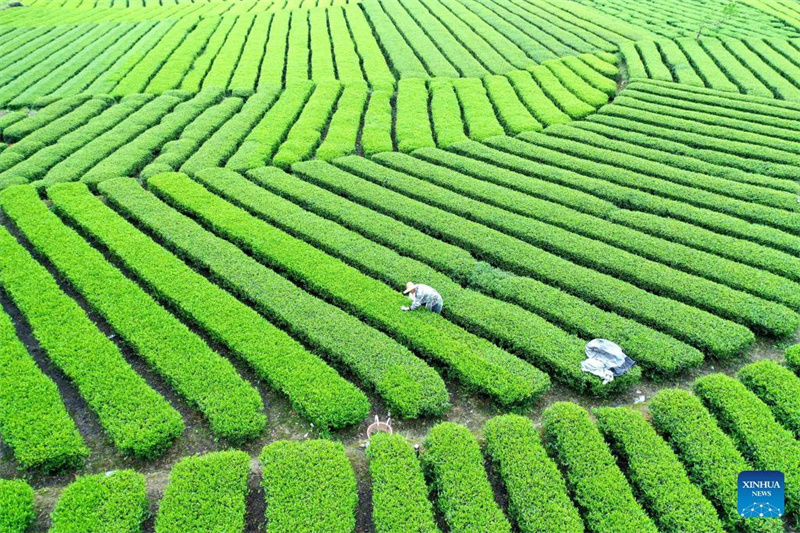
[484,414,582,533]
[206,168,591,395]
[384,150,798,325]
[421,422,511,533]
[249,166,675,388]
[3,185,266,443]
[540,402,658,533]
[694,373,800,518]
[648,389,783,533]
[50,470,148,533]
[0,480,35,533]
[50,182,369,431]
[0,224,183,458]
[594,407,725,533]
[738,360,800,439]
[329,155,757,355]
[366,432,441,533]
[260,440,357,533]
[155,450,250,533]
[271,162,694,378]
[149,172,549,407]
[0,307,88,472]
[98,177,449,419]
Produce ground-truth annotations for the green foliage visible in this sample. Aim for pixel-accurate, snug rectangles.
[649,389,783,533]
[340,151,753,360]
[540,402,658,533]
[694,373,800,518]
[316,84,368,160]
[789,344,800,372]
[182,88,280,175]
[260,440,357,533]
[487,73,541,134]
[452,78,504,141]
[98,177,448,418]
[366,433,440,533]
[50,470,148,533]
[0,308,88,471]
[0,217,182,458]
[484,414,582,533]
[0,479,35,533]
[361,88,394,156]
[594,407,725,533]
[50,181,368,431]
[738,360,800,439]
[4,184,265,443]
[421,422,511,533]
[396,78,434,153]
[273,82,342,168]
[155,451,250,533]
[429,79,467,147]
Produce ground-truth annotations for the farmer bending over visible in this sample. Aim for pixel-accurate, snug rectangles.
[401,282,443,314]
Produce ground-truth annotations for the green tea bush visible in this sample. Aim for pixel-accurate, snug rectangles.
[112,17,197,95]
[334,154,756,357]
[421,422,511,533]
[516,129,800,240]
[51,182,369,431]
[229,13,270,96]
[541,402,657,533]
[0,479,35,533]
[398,144,800,328]
[636,40,673,82]
[649,389,783,533]
[738,360,800,439]
[379,151,704,372]
[543,59,609,106]
[594,407,725,533]
[429,79,468,147]
[788,344,800,372]
[361,88,394,155]
[0,308,88,471]
[366,433,440,533]
[484,414,582,533]
[146,18,219,94]
[99,177,449,418]
[482,136,800,262]
[272,82,342,168]
[675,38,739,92]
[150,171,548,406]
[82,89,222,186]
[316,84,368,160]
[562,55,617,95]
[50,470,147,533]
[261,440,357,533]
[452,78,504,141]
[226,84,311,171]
[182,88,280,174]
[4,185,265,443]
[486,73,542,134]
[694,374,800,518]
[0,222,182,458]
[39,93,184,188]
[155,451,250,533]
[396,78,434,152]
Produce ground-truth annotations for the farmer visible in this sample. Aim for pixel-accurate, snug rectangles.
[401,282,443,314]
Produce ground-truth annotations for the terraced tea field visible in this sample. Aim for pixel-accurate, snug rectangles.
[1,0,799,530]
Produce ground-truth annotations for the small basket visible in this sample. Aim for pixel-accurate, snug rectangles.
[367,415,392,439]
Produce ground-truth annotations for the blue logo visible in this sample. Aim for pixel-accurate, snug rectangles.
[738,471,784,518]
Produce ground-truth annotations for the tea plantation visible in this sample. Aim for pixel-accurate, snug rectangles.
[0,0,799,530]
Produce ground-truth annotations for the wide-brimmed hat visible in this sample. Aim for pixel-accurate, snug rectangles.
[403,282,417,294]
